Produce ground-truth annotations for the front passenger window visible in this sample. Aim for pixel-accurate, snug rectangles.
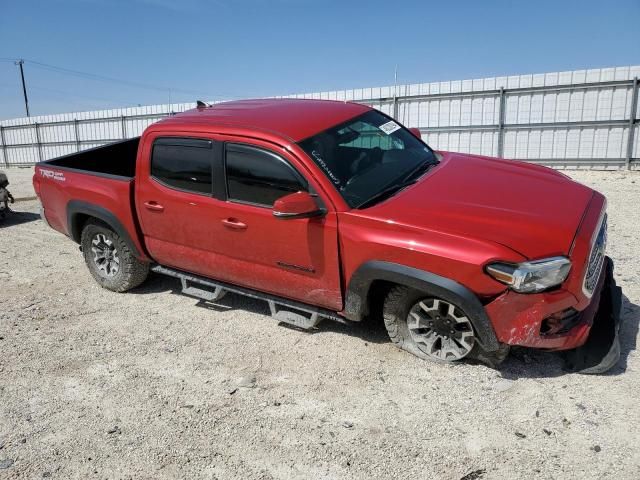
[226,144,306,207]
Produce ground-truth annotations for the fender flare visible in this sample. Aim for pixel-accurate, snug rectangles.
[344,260,500,351]
[66,200,142,258]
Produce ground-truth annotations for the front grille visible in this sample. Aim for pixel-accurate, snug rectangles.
[582,213,607,297]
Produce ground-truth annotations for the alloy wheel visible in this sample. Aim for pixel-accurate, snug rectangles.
[91,233,120,277]
[406,298,475,361]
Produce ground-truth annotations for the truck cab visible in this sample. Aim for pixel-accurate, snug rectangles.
[133,106,350,311]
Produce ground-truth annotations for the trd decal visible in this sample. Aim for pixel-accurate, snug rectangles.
[39,169,66,182]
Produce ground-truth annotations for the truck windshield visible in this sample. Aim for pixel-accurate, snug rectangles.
[298,111,438,208]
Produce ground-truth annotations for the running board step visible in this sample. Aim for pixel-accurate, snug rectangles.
[268,301,322,330]
[181,278,227,302]
[151,265,346,330]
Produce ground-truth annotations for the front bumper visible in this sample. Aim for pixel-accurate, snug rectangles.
[562,258,623,373]
[485,256,622,361]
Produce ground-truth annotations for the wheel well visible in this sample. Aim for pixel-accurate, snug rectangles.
[66,201,142,259]
[70,213,92,243]
[364,280,396,322]
[343,260,500,351]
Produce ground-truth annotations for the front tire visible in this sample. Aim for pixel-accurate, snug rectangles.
[383,286,508,367]
[81,219,149,292]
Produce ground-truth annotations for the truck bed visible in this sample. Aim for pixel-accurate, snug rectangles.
[34,137,149,261]
[43,138,140,178]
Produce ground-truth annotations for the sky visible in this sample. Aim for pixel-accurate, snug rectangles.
[1,0,639,120]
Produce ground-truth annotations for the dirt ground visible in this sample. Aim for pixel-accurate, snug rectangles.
[1,166,639,479]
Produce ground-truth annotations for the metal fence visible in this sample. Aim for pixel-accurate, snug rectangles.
[1,65,639,169]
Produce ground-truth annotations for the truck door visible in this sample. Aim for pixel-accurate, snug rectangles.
[211,142,342,310]
[136,135,342,311]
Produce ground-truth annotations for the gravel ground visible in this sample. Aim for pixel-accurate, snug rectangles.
[1,167,639,479]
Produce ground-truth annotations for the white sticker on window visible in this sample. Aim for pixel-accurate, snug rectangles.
[378,120,401,135]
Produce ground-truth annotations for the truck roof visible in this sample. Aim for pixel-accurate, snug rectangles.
[154,98,372,143]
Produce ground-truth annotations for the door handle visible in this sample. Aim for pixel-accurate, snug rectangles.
[221,218,247,230]
[144,201,165,212]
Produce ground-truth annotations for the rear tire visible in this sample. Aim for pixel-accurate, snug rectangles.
[81,219,149,292]
[383,285,509,367]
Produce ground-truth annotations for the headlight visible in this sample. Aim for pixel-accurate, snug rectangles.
[486,256,571,293]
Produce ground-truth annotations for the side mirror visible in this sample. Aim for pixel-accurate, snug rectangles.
[408,127,422,139]
[273,191,325,220]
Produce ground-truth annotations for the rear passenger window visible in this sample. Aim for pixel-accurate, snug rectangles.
[151,138,213,194]
[226,144,306,207]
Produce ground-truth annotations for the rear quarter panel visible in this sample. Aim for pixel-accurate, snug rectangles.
[34,166,148,260]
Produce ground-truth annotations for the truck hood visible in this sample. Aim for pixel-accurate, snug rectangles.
[365,152,594,259]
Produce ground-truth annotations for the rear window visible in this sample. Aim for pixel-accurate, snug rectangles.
[151,138,213,194]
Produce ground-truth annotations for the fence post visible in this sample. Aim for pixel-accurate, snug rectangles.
[497,87,506,158]
[625,76,639,170]
[34,122,43,162]
[74,119,81,152]
[0,126,8,167]
[121,116,127,139]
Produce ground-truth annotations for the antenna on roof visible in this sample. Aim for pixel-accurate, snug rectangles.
[196,100,211,108]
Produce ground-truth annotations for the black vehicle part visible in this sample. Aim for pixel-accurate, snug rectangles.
[562,257,623,374]
[80,219,149,292]
[67,200,142,258]
[0,172,14,220]
[345,261,501,352]
[152,265,346,330]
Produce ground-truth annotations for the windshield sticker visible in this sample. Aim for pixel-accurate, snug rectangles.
[378,120,401,135]
[311,150,342,186]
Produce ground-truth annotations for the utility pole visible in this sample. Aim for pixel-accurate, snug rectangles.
[15,59,30,117]
[393,64,399,119]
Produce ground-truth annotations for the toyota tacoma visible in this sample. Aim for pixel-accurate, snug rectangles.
[33,99,622,372]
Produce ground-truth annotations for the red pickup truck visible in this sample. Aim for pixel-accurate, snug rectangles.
[33,99,622,371]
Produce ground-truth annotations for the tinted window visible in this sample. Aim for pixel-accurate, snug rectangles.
[338,121,404,150]
[226,145,305,207]
[151,138,213,194]
[298,110,438,208]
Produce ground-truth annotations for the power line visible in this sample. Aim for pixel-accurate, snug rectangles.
[3,57,271,101]
[24,59,217,97]
[1,57,271,117]
[23,83,146,106]
[28,60,174,92]
[1,81,154,117]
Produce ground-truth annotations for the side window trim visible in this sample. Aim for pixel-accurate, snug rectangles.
[154,137,213,149]
[150,136,219,198]
[224,143,309,208]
